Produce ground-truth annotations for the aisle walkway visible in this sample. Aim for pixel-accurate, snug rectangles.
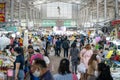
[49,49,63,74]
[49,49,120,80]
[49,49,81,79]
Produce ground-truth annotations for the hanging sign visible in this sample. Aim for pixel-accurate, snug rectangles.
[0,3,5,22]
[56,20,63,27]
[42,20,56,27]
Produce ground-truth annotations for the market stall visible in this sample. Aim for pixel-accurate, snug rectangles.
[0,50,15,80]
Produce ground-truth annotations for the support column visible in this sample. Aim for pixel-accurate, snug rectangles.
[29,8,32,21]
[86,7,89,27]
[115,0,119,19]
[82,9,85,29]
[84,9,86,26]
[104,0,107,20]
[90,11,93,27]
[81,9,83,27]
[39,11,40,20]
[79,10,81,27]
[26,6,29,28]
[4,0,7,22]
[38,11,40,26]
[83,9,85,30]
[97,0,99,22]
[115,0,119,39]
[38,11,40,23]
[34,10,36,26]
[96,0,99,30]
[18,0,21,27]
[36,10,38,26]
[36,10,38,19]
[10,0,14,26]
[33,9,35,27]
[84,7,88,28]
[40,5,42,20]
[84,8,86,28]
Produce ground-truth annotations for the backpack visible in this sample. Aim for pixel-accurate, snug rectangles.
[62,41,69,49]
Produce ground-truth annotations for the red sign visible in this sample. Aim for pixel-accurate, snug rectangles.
[112,20,120,26]
[0,3,5,22]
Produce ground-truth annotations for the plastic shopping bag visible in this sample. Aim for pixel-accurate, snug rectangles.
[0,72,5,80]
[7,69,13,77]
[51,47,54,52]
[77,63,86,73]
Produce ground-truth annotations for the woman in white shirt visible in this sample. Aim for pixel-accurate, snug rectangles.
[41,48,50,67]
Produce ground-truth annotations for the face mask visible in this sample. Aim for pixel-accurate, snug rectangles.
[33,70,40,77]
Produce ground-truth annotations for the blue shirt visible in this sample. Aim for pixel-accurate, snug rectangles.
[41,70,53,80]
[56,40,61,49]
[54,73,73,80]
[48,36,52,42]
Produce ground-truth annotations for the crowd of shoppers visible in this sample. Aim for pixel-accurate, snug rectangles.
[0,34,115,80]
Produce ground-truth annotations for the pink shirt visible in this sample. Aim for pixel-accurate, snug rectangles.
[80,49,93,69]
[53,38,57,45]
[30,53,43,64]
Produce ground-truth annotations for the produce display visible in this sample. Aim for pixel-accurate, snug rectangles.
[0,52,14,80]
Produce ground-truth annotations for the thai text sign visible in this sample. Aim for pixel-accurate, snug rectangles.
[0,3,5,22]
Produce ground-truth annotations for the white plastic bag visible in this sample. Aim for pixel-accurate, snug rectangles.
[0,72,5,80]
[77,42,80,47]
[51,47,54,52]
[94,71,99,77]
[77,63,86,73]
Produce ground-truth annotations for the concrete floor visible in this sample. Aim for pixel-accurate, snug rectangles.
[49,49,81,79]
[49,49,64,74]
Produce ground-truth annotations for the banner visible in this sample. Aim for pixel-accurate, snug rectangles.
[112,20,120,26]
[3,26,18,32]
[0,3,5,22]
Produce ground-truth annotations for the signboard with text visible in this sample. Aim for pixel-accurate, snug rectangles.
[64,20,76,27]
[42,20,56,27]
[0,3,5,22]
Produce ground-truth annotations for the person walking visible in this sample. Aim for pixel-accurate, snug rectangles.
[80,44,93,80]
[13,47,25,80]
[31,58,54,80]
[55,38,61,56]
[62,37,69,58]
[87,53,98,80]
[54,58,78,80]
[69,42,79,74]
[96,63,113,80]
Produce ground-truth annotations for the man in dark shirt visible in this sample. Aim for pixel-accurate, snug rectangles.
[13,47,25,80]
[55,38,61,56]
[62,37,69,58]
[31,58,53,80]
